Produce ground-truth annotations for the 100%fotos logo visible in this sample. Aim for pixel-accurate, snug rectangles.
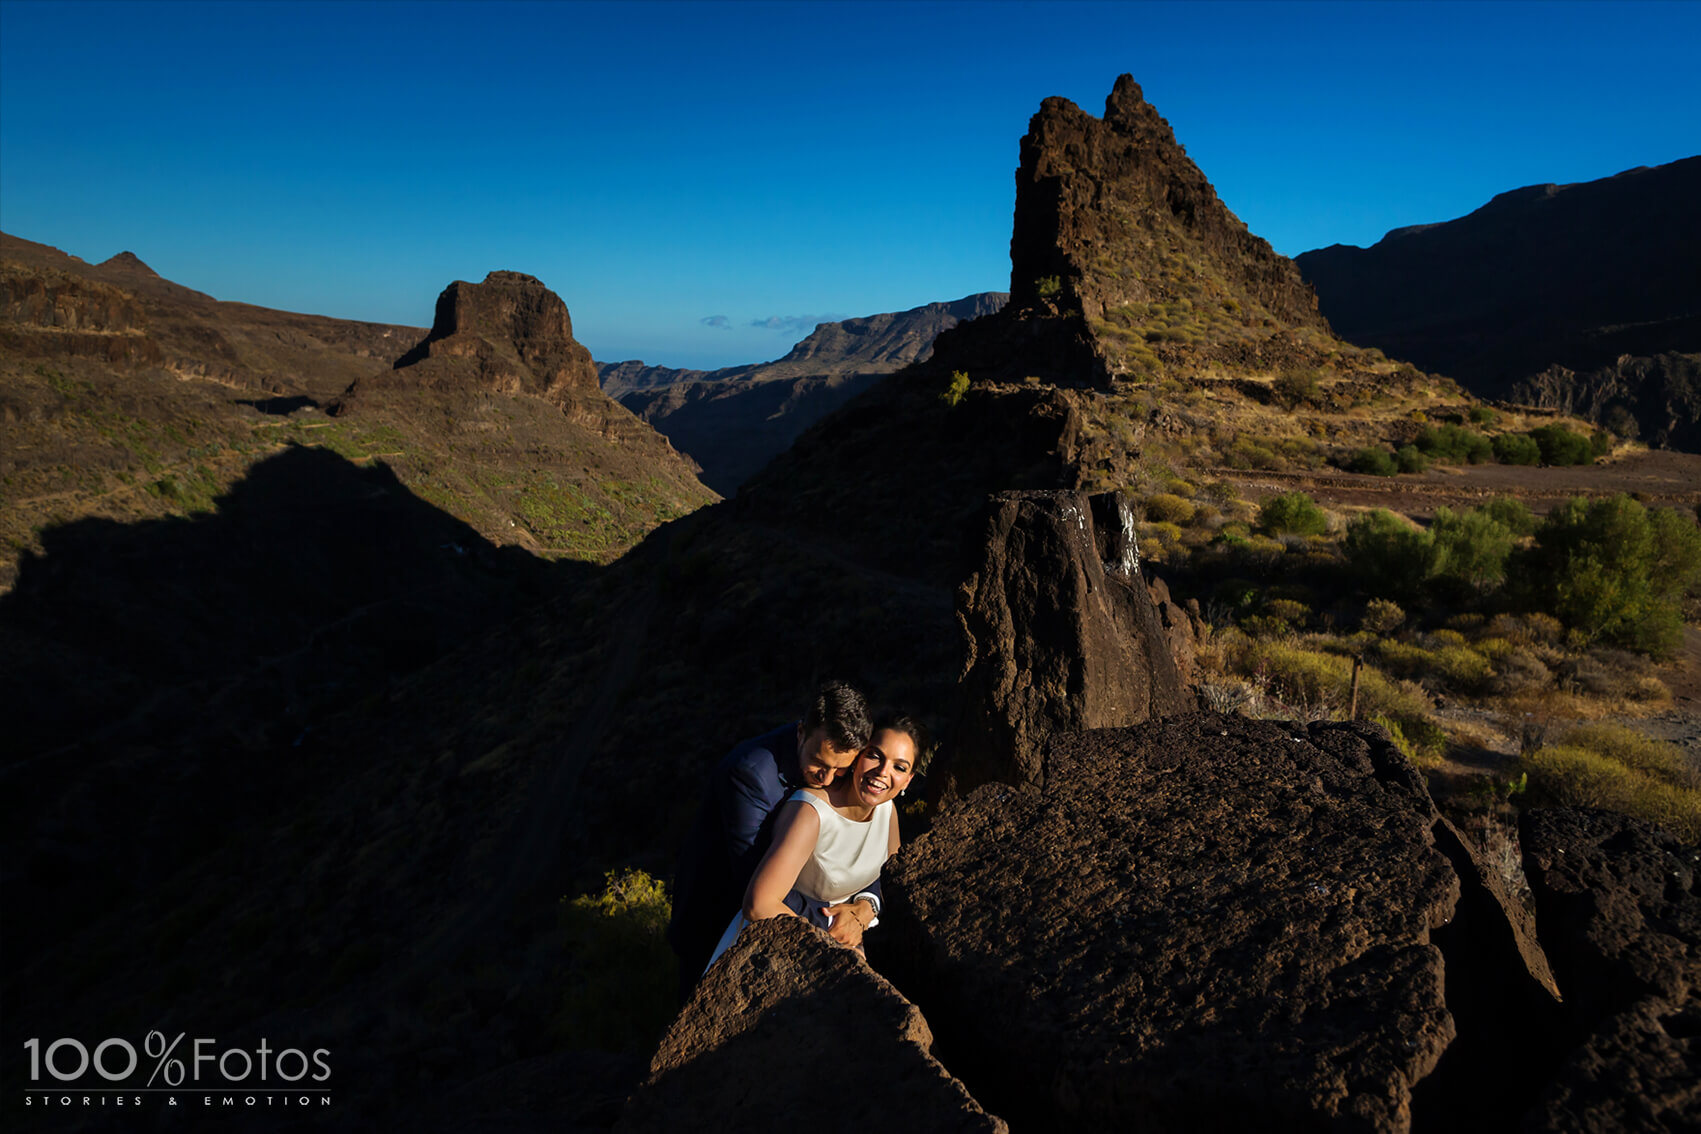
[24,1031,331,1085]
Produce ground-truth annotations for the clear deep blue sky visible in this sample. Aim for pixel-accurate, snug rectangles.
[3,1,1697,368]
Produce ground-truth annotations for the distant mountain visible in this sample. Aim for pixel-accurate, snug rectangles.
[599,292,1006,493]
[0,234,716,576]
[1295,157,1701,447]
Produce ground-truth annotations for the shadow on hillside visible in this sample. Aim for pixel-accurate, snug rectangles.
[239,393,320,414]
[0,444,578,981]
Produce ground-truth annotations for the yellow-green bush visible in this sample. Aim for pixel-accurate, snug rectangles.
[1430,629,1469,648]
[1264,599,1311,624]
[1361,598,1406,634]
[1376,640,1493,691]
[1471,636,1515,662]
[1145,493,1197,526]
[1520,745,1701,842]
[1237,639,1443,758]
[556,868,675,1052]
[1556,723,1697,787]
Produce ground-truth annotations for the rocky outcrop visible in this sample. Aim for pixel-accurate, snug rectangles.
[619,917,1006,1134]
[1522,808,1700,1023]
[1296,157,1701,407]
[1512,352,1701,453]
[882,715,1459,1133]
[924,75,1331,389]
[391,270,600,402]
[948,488,1188,799]
[1519,808,1701,1130]
[1010,75,1325,331]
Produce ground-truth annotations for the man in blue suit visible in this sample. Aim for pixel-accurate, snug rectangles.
[668,680,879,998]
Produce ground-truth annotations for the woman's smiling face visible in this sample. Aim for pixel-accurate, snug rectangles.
[852,727,917,806]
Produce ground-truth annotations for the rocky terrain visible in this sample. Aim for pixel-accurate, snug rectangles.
[1296,157,1701,450]
[4,75,1699,1134]
[599,293,1006,493]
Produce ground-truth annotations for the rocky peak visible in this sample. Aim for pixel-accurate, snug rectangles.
[919,75,1334,389]
[1010,74,1325,331]
[97,251,160,277]
[392,270,598,402]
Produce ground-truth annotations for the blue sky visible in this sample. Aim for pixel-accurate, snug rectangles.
[2,1,1697,369]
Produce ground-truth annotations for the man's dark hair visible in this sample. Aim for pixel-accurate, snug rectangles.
[803,680,871,751]
[872,711,927,755]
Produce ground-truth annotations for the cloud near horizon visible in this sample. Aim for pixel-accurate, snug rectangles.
[699,315,731,329]
[750,313,843,335]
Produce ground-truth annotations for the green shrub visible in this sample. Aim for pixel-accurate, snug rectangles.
[1514,495,1701,654]
[1241,639,1443,758]
[1036,275,1062,298]
[1492,432,1542,465]
[1145,493,1197,526]
[1468,405,1497,426]
[1557,723,1697,787]
[1273,368,1321,409]
[1264,599,1311,624]
[1428,505,1517,590]
[557,868,675,1052]
[1375,640,1492,691]
[1361,598,1406,634]
[1346,447,1397,476]
[1530,424,1595,466]
[1224,435,1324,471]
[1394,445,1430,474]
[941,370,970,408]
[1344,509,1432,599]
[1258,491,1329,537]
[1520,744,1701,842]
[1415,423,1493,464]
[1479,496,1538,537]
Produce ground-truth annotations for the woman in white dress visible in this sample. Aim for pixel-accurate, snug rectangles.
[704,716,920,969]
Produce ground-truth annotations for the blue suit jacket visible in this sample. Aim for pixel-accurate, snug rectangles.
[668,722,883,978]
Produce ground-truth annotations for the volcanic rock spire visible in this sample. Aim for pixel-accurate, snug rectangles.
[933,74,1331,387]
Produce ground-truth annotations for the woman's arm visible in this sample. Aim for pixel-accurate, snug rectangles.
[889,805,901,857]
[742,800,821,921]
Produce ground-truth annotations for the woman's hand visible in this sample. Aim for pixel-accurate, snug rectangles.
[820,899,875,948]
[741,800,820,922]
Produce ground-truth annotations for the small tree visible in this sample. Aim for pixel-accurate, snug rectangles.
[1493,433,1541,466]
[1344,509,1433,600]
[1258,491,1329,537]
[1429,506,1517,591]
[1513,495,1701,655]
[1530,424,1594,466]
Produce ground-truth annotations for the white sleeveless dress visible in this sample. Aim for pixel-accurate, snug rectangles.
[704,789,894,972]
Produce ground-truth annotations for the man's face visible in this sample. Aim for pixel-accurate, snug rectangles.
[796,726,860,788]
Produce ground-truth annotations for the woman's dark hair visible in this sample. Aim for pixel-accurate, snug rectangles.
[802,680,871,751]
[871,711,927,756]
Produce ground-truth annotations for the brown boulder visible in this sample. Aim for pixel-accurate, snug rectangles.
[1526,994,1701,1133]
[882,714,1459,1133]
[948,488,1188,799]
[1521,807,1701,1022]
[391,270,600,402]
[1518,807,1701,1129]
[620,917,1005,1134]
